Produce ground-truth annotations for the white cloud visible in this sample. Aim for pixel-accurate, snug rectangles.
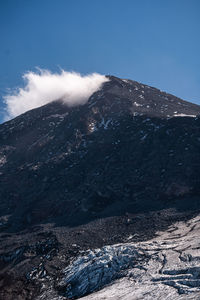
[3,69,109,120]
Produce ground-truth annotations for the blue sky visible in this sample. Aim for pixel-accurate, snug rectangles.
[0,0,200,123]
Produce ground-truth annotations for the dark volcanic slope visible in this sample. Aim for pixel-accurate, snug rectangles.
[0,75,200,232]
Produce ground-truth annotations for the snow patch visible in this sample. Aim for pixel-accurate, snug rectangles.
[133,102,143,107]
[173,113,196,118]
[88,122,97,133]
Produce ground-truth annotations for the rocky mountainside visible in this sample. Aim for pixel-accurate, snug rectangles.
[0,75,200,299]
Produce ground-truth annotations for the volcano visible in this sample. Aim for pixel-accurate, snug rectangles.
[1,75,200,299]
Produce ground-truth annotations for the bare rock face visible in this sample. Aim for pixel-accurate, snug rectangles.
[0,75,200,299]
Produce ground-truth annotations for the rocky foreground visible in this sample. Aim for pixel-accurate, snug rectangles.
[36,214,200,300]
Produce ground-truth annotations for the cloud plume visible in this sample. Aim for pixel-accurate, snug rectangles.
[4,69,109,120]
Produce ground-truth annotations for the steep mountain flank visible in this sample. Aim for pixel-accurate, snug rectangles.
[0,76,200,299]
